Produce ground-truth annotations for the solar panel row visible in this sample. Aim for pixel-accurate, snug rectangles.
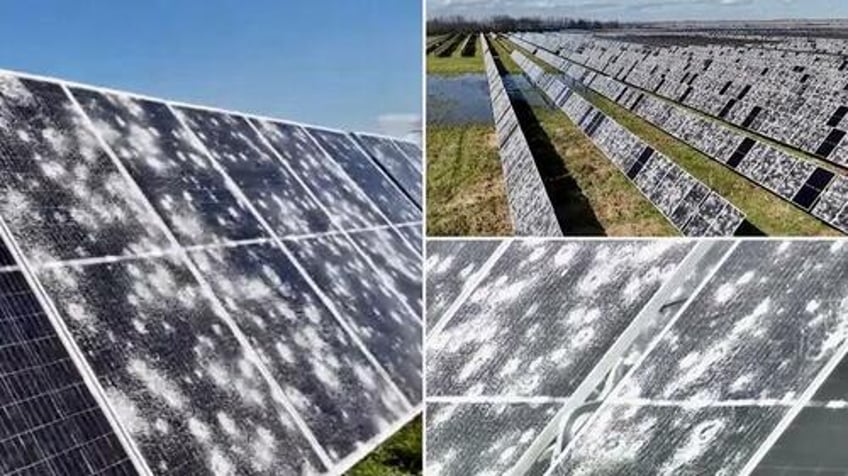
[510,33,848,235]
[511,51,746,237]
[481,35,562,237]
[0,70,422,475]
[516,32,848,170]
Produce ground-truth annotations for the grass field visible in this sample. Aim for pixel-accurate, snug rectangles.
[427,35,485,75]
[427,124,512,235]
[347,416,422,476]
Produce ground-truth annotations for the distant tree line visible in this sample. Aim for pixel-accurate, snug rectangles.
[427,15,621,35]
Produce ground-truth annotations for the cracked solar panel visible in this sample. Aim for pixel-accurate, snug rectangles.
[0,267,134,475]
[37,256,326,475]
[551,241,848,475]
[250,119,388,230]
[172,106,333,237]
[285,234,422,403]
[70,87,267,246]
[427,240,695,397]
[353,133,422,208]
[0,74,170,265]
[347,227,422,318]
[188,243,409,462]
[424,240,500,331]
[426,403,559,476]
[305,127,421,224]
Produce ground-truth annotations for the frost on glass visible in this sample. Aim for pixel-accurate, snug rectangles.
[0,75,170,265]
[38,256,325,475]
[70,87,266,246]
[189,243,409,461]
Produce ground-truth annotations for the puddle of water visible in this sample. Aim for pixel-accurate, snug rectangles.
[427,74,493,125]
[503,74,553,109]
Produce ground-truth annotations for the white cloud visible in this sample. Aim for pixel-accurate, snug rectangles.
[378,113,422,144]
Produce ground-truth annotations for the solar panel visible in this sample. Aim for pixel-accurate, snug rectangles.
[512,52,745,237]
[511,37,848,235]
[305,127,420,225]
[0,69,422,475]
[426,402,559,476]
[427,240,694,398]
[482,36,563,236]
[0,260,134,475]
[352,132,422,207]
[547,241,848,475]
[424,240,502,331]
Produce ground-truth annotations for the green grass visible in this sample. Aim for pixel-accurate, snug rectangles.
[427,124,512,235]
[346,416,422,476]
[427,36,485,75]
[527,106,677,236]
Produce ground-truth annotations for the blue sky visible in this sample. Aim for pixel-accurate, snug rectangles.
[429,0,848,22]
[0,0,421,134]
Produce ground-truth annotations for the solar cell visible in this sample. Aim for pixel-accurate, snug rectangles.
[38,255,328,474]
[172,106,333,238]
[188,243,410,461]
[424,240,502,331]
[426,402,559,476]
[286,234,422,403]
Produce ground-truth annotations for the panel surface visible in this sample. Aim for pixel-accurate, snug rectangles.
[0,269,135,475]
[426,403,559,476]
[0,75,170,264]
[551,404,786,475]
[38,256,325,475]
[189,243,409,461]
[173,107,332,238]
[251,120,388,230]
[305,128,420,224]
[424,240,500,330]
[71,88,266,246]
[346,228,422,317]
[353,133,422,207]
[427,240,694,397]
[618,241,848,401]
[286,234,422,403]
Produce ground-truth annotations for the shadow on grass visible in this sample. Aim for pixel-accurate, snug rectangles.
[735,220,765,236]
[490,47,606,236]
